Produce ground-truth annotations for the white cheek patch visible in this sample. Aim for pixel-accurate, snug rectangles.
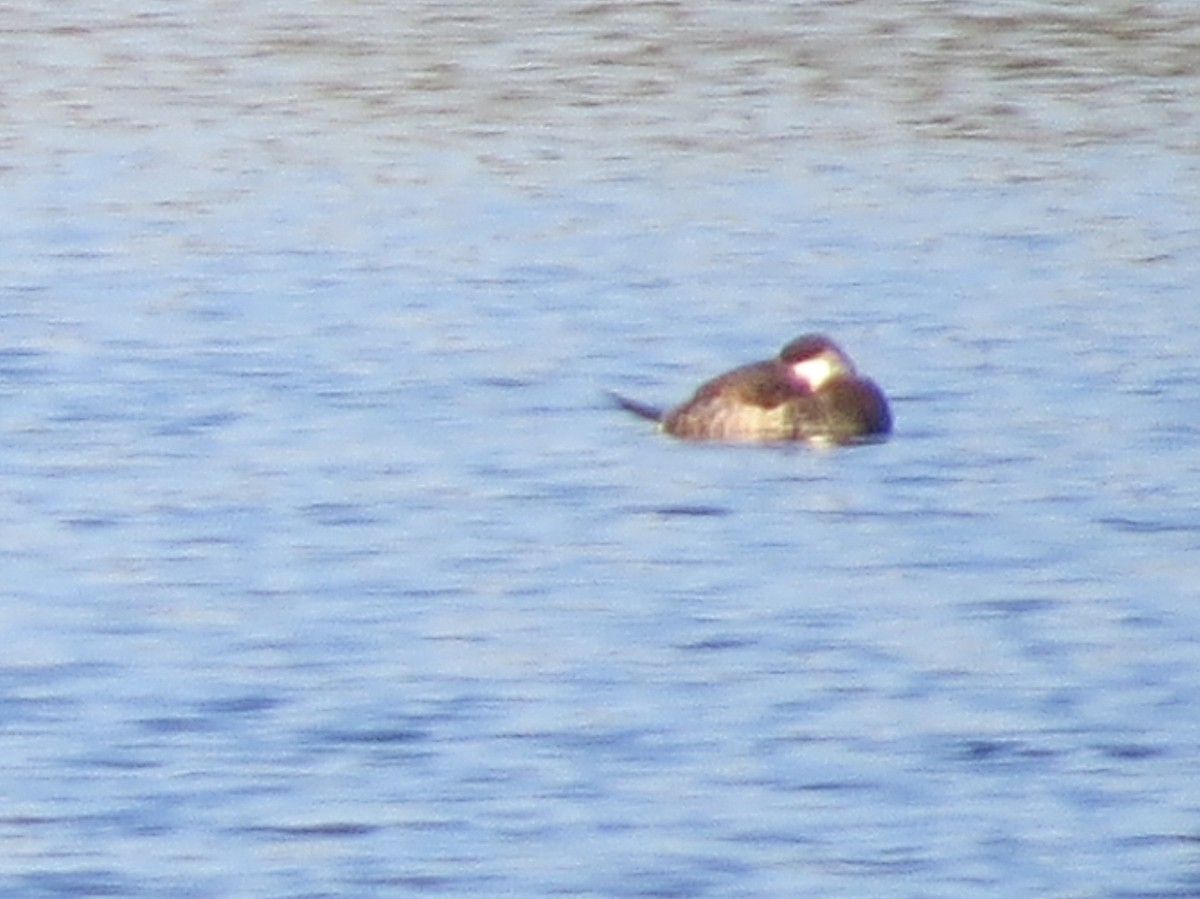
[790,355,834,390]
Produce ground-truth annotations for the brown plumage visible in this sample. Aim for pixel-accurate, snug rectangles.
[610,334,891,444]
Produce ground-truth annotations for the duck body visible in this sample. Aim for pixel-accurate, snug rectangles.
[611,334,891,445]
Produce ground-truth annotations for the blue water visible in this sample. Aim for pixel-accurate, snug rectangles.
[3,2,1200,897]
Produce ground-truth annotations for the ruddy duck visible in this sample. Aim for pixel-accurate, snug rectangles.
[610,334,891,444]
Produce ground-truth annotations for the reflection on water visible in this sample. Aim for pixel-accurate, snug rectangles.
[5,0,1200,181]
[3,1,1200,897]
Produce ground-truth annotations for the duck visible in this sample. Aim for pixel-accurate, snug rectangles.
[609,333,891,444]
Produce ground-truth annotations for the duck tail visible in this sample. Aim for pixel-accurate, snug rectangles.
[605,390,664,423]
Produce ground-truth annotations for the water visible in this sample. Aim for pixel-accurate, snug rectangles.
[3,2,1200,897]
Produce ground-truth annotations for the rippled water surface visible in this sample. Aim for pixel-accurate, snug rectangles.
[3,2,1200,897]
